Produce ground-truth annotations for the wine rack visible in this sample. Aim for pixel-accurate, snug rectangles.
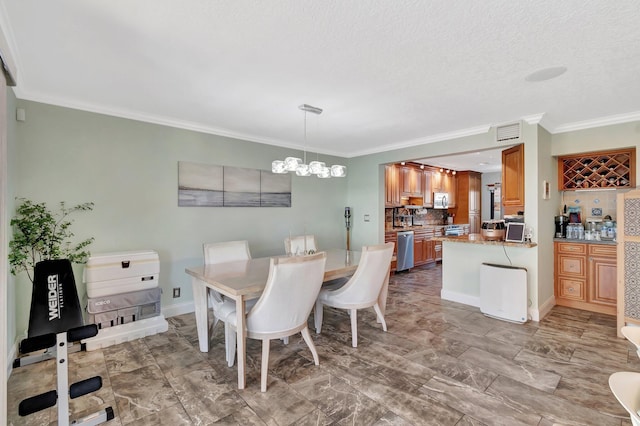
[558,149,635,190]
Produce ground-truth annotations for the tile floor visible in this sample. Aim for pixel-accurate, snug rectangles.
[7,264,639,425]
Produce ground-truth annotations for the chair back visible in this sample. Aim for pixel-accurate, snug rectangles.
[284,235,317,255]
[328,242,394,305]
[247,252,327,335]
[609,372,640,426]
[204,240,251,265]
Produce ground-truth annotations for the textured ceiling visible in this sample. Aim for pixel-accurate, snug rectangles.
[1,0,640,161]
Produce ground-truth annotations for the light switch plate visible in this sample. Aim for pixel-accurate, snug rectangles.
[591,208,602,216]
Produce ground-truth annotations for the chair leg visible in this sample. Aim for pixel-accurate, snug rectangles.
[373,303,387,332]
[282,336,289,345]
[301,326,319,365]
[225,323,236,367]
[350,309,358,348]
[314,300,324,334]
[261,339,270,392]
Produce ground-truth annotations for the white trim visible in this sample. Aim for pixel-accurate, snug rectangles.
[522,113,545,125]
[533,295,556,322]
[6,340,16,381]
[440,289,480,308]
[552,111,640,134]
[0,3,18,85]
[0,71,8,422]
[351,125,492,157]
[162,301,195,318]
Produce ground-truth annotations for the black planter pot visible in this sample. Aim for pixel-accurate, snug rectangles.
[27,259,83,338]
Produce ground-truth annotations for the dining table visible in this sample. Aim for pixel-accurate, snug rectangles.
[185,248,391,389]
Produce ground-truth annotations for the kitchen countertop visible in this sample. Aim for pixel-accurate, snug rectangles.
[553,238,617,246]
[433,233,537,248]
[385,224,468,232]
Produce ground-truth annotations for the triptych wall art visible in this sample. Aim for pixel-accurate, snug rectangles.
[178,161,292,207]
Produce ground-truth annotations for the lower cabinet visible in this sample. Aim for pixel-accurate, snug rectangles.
[554,242,616,315]
[385,231,397,272]
[413,229,435,267]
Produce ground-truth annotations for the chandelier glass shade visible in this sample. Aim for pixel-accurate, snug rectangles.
[271,104,346,178]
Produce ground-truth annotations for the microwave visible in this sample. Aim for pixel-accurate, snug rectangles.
[433,192,448,209]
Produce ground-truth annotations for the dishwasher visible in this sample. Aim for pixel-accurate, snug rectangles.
[396,230,414,272]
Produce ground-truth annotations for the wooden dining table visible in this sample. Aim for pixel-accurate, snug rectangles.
[185,248,390,389]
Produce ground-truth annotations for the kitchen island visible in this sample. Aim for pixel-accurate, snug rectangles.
[433,233,540,320]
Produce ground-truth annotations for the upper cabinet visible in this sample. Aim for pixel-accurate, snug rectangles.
[558,148,636,191]
[502,144,524,215]
[431,170,457,208]
[400,165,423,197]
[423,170,433,207]
[385,164,401,207]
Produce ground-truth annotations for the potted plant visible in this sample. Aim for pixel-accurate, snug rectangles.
[9,198,95,336]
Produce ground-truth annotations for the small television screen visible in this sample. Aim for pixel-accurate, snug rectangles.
[505,223,525,243]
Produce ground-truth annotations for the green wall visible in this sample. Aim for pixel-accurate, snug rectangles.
[10,100,348,336]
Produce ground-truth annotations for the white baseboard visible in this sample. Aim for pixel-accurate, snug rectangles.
[533,295,556,322]
[162,301,194,318]
[440,290,480,308]
[6,339,17,380]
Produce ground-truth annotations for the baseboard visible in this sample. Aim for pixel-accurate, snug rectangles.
[162,301,194,318]
[6,339,17,380]
[532,295,556,322]
[440,289,480,308]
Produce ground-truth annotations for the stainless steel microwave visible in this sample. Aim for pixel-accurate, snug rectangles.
[433,192,448,209]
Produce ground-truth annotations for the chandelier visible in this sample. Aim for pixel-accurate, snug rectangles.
[272,104,346,178]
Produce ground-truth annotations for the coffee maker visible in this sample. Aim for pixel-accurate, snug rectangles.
[555,215,568,238]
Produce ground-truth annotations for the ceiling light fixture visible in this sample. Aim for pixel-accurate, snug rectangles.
[272,104,346,178]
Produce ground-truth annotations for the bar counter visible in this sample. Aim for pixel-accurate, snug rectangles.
[433,233,537,248]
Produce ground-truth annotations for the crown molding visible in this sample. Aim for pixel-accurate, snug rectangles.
[552,110,640,134]
[349,125,491,157]
[0,2,18,85]
[521,113,545,125]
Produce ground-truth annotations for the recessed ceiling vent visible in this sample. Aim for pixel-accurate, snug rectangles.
[496,122,521,143]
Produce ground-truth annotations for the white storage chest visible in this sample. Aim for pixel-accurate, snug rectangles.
[83,250,159,298]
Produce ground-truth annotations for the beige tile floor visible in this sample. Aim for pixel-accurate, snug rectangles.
[7,264,639,425]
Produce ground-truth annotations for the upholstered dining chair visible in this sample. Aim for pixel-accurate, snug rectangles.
[225,252,327,392]
[203,240,252,366]
[314,242,394,348]
[609,371,640,426]
[621,326,640,360]
[284,234,317,255]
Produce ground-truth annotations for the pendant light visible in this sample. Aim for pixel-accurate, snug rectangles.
[272,104,346,178]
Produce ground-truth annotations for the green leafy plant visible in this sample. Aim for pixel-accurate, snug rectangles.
[9,198,95,283]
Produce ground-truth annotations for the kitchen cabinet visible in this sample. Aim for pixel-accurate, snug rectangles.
[554,241,616,315]
[385,231,398,272]
[422,170,433,207]
[502,144,524,215]
[453,171,481,233]
[558,148,636,190]
[400,165,422,197]
[432,170,456,208]
[413,228,435,267]
[385,164,401,207]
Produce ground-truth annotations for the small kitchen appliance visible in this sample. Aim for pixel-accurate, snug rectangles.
[555,215,568,238]
[481,220,506,241]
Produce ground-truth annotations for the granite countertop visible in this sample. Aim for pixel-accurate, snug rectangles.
[433,233,538,248]
[553,238,617,246]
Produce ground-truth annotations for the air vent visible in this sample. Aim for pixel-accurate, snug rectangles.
[496,122,521,142]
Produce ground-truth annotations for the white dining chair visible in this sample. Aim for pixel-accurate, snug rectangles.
[284,234,317,255]
[621,326,640,360]
[203,240,252,366]
[314,242,394,348]
[225,252,327,392]
[609,372,640,426]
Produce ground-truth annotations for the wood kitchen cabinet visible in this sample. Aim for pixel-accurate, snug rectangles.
[554,241,616,315]
[502,144,524,215]
[432,170,456,208]
[453,171,481,233]
[413,228,435,267]
[400,165,422,197]
[385,164,401,207]
[385,231,398,272]
[422,170,433,207]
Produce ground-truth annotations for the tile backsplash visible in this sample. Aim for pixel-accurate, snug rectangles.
[560,190,617,220]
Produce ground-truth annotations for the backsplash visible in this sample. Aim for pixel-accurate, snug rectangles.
[385,208,448,228]
[560,190,617,221]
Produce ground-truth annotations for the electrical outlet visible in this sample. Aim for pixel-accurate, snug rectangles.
[173,287,181,298]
